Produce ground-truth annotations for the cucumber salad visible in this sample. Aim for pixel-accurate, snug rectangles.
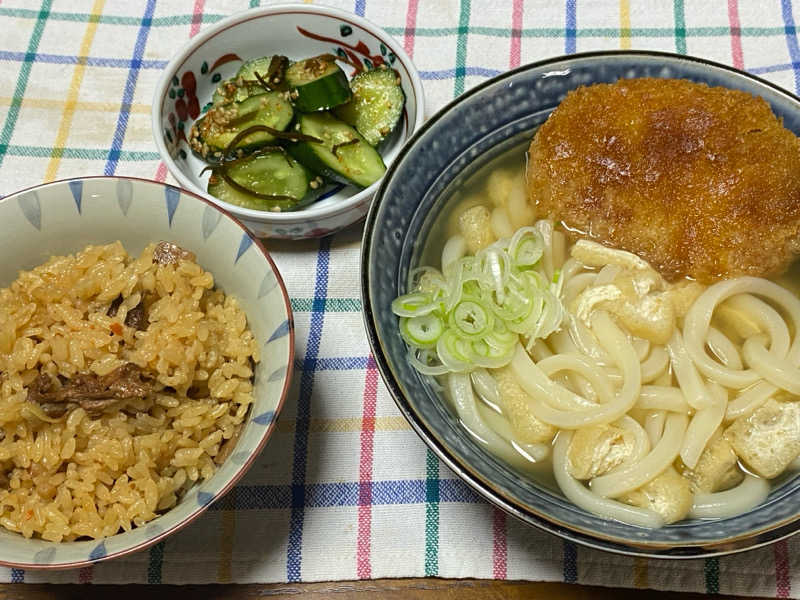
[189,54,405,212]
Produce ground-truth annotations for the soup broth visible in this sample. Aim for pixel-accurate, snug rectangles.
[401,142,800,527]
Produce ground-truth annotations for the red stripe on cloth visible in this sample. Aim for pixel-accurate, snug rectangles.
[775,540,791,598]
[356,354,378,579]
[78,565,93,583]
[154,161,167,182]
[190,0,205,38]
[510,0,524,68]
[404,0,419,59]
[492,507,507,578]
[727,0,744,69]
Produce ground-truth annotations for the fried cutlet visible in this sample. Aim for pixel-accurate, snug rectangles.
[526,78,800,283]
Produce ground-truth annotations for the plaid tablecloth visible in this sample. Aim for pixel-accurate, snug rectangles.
[1,0,800,595]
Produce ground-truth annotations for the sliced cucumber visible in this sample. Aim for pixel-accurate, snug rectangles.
[334,67,405,146]
[208,150,314,212]
[287,112,386,187]
[236,55,289,90]
[211,78,264,105]
[285,56,351,112]
[191,92,293,159]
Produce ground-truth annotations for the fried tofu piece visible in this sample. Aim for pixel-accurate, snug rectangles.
[725,398,800,478]
[566,423,635,480]
[684,435,743,493]
[487,168,514,207]
[620,467,693,524]
[458,205,495,254]
[527,78,800,283]
[493,367,555,444]
[570,269,675,345]
[665,280,706,319]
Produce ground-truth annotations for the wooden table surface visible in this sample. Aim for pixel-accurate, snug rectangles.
[0,580,769,599]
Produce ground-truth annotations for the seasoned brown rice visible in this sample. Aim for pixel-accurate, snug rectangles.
[0,242,259,541]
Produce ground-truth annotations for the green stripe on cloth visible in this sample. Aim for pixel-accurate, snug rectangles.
[705,557,720,593]
[147,541,165,584]
[382,25,797,37]
[674,0,687,54]
[0,7,226,26]
[291,298,361,312]
[453,0,471,98]
[2,145,160,160]
[0,0,52,170]
[0,9,792,37]
[424,450,439,576]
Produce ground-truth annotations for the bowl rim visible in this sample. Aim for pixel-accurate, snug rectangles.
[151,3,426,225]
[0,175,295,569]
[361,49,800,559]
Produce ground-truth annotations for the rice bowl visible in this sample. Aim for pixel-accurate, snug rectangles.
[0,176,293,568]
[1,241,258,541]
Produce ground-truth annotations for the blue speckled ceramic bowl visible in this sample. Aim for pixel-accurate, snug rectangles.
[0,177,293,568]
[362,51,800,558]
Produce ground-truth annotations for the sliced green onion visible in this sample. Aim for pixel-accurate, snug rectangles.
[551,268,565,297]
[470,338,516,368]
[510,227,544,267]
[391,223,566,375]
[489,279,534,321]
[400,313,444,347]
[449,298,493,339]
[507,293,544,335]
[408,348,450,376]
[391,292,438,317]
[436,330,472,372]
[487,321,517,348]
[408,266,439,290]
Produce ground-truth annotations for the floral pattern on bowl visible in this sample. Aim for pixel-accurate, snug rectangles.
[152,4,425,240]
[163,54,243,158]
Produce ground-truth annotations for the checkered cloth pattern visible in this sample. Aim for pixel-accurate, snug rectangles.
[1,0,800,595]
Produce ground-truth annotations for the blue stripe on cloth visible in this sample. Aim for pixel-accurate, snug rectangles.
[354,0,365,17]
[0,53,522,82]
[565,0,577,53]
[210,479,481,510]
[293,356,370,371]
[781,0,800,93]
[103,0,155,175]
[287,236,332,582]
[10,568,24,583]
[749,62,799,74]
[0,50,167,69]
[420,67,503,80]
[563,540,578,582]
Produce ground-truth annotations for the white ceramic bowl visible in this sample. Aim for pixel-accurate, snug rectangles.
[152,4,425,240]
[0,177,294,568]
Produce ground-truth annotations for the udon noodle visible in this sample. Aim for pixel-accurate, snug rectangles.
[395,155,800,527]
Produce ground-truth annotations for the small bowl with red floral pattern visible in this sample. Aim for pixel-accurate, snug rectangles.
[152,4,425,240]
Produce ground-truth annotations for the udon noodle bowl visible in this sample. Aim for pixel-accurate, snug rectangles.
[0,242,258,541]
[392,148,800,528]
